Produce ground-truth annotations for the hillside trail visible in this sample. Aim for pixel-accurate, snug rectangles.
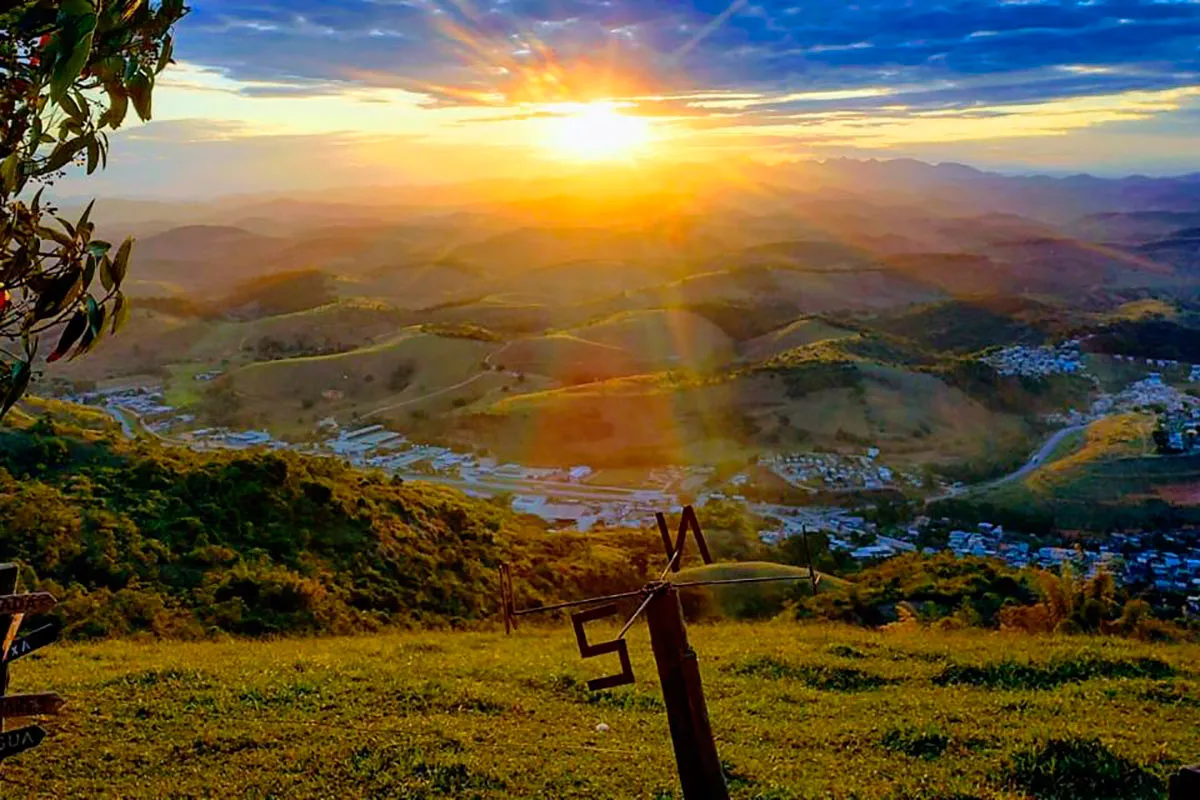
[362,341,514,420]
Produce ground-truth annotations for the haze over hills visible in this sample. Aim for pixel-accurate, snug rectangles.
[40,157,1200,480]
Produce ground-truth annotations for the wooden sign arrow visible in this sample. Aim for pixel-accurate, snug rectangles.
[4,624,59,663]
[0,726,45,762]
[0,593,56,616]
[0,693,65,718]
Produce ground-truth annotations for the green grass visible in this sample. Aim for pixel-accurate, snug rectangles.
[162,363,208,408]
[7,623,1197,798]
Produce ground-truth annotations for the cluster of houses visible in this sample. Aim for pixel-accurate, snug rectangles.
[1154,408,1200,454]
[766,451,924,491]
[982,341,1085,377]
[50,378,1200,595]
[927,523,1200,593]
[67,386,176,419]
[1049,372,1200,427]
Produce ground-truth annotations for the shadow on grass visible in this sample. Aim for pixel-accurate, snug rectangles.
[933,655,1174,690]
[727,655,891,691]
[1001,738,1163,800]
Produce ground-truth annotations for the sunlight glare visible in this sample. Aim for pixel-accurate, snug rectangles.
[543,103,653,162]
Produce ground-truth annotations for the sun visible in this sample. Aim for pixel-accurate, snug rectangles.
[543,102,653,162]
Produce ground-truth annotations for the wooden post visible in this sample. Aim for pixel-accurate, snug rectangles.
[800,528,819,596]
[0,565,18,735]
[645,585,729,800]
[1170,765,1200,799]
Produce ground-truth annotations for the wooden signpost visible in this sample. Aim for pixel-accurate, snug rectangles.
[0,564,62,763]
[0,694,65,719]
[0,593,58,616]
[0,726,45,762]
[5,624,60,664]
[500,506,827,800]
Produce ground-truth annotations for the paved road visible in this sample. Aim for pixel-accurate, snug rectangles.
[925,423,1087,505]
[101,407,137,439]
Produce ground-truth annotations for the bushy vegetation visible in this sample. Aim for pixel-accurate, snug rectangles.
[799,553,1194,641]
[0,415,661,639]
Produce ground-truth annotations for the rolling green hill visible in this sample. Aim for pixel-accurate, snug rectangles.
[459,359,1032,468]
[215,330,500,433]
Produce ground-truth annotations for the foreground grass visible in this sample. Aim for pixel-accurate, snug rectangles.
[5,622,1198,799]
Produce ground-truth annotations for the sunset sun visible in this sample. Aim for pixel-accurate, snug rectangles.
[544,102,653,162]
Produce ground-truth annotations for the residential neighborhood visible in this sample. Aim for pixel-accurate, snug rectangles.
[54,373,1200,600]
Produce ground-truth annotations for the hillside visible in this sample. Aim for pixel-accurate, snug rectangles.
[932,413,1200,531]
[8,624,1197,798]
[459,361,1032,468]
[0,415,682,638]
[215,330,501,434]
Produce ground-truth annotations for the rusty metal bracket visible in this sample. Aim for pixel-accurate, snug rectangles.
[657,505,713,575]
[571,603,635,690]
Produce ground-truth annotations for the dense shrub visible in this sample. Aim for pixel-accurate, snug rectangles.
[0,419,661,638]
[800,553,1038,627]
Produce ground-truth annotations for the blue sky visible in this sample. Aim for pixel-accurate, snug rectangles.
[69,1,1200,197]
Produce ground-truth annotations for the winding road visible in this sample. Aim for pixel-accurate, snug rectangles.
[925,423,1088,505]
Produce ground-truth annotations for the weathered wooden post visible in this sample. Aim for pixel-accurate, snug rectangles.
[0,564,17,734]
[502,506,827,800]
[645,584,729,800]
[1170,765,1200,799]
[0,564,62,764]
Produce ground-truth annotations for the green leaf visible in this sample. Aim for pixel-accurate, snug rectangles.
[58,91,83,121]
[54,216,77,240]
[36,225,74,247]
[50,311,88,362]
[1,360,32,419]
[99,253,114,291]
[83,253,97,289]
[104,88,129,130]
[87,240,112,258]
[0,153,19,194]
[111,293,130,335]
[33,271,82,321]
[40,136,90,175]
[112,237,133,288]
[51,12,98,102]
[128,73,152,122]
[86,137,99,174]
[76,299,108,357]
[86,295,103,336]
[77,199,96,232]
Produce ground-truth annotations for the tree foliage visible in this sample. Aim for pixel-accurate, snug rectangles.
[0,0,186,417]
[0,414,663,638]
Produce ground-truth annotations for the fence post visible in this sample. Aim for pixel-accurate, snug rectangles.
[1171,765,1200,799]
[0,564,18,735]
[645,584,729,800]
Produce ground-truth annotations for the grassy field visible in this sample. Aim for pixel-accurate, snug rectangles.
[6,623,1197,799]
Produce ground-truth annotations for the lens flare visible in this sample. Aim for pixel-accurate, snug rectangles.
[544,103,653,162]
